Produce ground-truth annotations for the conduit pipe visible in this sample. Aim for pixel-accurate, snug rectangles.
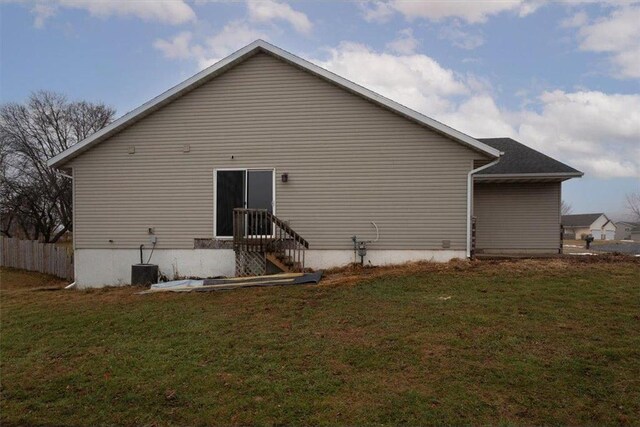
[466,157,502,258]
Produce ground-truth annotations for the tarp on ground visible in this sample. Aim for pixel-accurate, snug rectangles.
[141,271,322,293]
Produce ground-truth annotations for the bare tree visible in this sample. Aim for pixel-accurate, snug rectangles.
[561,200,573,216]
[626,192,640,221]
[0,91,115,242]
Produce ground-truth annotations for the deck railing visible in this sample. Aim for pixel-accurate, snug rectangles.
[232,208,309,271]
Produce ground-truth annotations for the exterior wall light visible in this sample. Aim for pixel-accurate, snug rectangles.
[281,172,289,183]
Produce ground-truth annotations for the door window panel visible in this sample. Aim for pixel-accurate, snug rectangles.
[216,171,245,237]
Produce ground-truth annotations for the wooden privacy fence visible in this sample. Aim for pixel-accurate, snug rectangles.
[0,237,74,280]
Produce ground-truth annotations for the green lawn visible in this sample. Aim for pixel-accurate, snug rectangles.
[1,259,639,426]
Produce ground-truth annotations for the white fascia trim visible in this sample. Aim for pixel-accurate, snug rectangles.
[47,40,501,168]
[466,158,501,258]
[476,172,584,179]
[263,43,501,159]
[47,41,264,168]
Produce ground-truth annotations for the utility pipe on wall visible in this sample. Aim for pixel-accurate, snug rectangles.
[54,168,76,287]
[466,157,501,258]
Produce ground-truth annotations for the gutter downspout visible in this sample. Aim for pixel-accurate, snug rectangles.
[53,169,73,180]
[53,168,75,288]
[466,157,502,259]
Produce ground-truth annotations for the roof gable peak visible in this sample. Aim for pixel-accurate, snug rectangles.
[48,39,500,168]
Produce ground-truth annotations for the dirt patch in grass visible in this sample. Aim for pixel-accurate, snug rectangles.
[322,254,638,286]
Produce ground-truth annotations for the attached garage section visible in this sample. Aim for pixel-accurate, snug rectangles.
[473,182,561,254]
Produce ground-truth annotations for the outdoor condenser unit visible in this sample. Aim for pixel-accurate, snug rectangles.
[132,241,158,285]
[131,264,158,286]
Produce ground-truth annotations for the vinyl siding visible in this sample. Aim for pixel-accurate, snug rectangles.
[70,52,487,250]
[473,182,561,252]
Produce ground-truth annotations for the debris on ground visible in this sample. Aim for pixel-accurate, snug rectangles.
[141,271,323,293]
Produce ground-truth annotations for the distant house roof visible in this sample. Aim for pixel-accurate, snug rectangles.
[476,138,583,178]
[615,221,640,227]
[626,222,640,232]
[562,213,605,227]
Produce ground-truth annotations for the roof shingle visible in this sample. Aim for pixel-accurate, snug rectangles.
[561,213,605,227]
[476,137,582,176]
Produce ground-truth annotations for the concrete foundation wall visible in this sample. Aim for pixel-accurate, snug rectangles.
[304,249,465,270]
[478,248,559,255]
[75,248,465,288]
[75,249,235,288]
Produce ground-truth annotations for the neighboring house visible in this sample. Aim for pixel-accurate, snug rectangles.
[562,213,616,240]
[47,40,583,287]
[614,221,639,240]
[631,226,640,242]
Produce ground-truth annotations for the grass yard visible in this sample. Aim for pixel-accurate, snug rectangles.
[1,258,639,426]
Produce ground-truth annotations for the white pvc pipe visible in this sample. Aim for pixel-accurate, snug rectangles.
[466,157,502,258]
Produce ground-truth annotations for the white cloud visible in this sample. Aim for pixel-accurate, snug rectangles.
[516,90,640,177]
[153,31,203,60]
[440,95,516,138]
[438,23,485,50]
[560,10,588,28]
[200,20,267,67]
[31,3,56,28]
[359,1,395,23]
[25,0,196,27]
[385,28,419,54]
[247,0,312,34]
[361,0,542,24]
[315,42,468,114]
[153,31,640,179]
[313,43,640,179]
[154,21,267,69]
[573,5,640,78]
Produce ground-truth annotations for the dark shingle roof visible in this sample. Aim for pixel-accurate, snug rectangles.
[561,213,604,227]
[476,137,582,176]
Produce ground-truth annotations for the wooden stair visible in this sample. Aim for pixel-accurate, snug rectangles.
[265,252,302,273]
[233,208,309,275]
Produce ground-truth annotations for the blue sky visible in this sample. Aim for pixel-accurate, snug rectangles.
[1,0,638,218]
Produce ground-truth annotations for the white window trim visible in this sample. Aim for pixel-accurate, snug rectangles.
[213,168,276,239]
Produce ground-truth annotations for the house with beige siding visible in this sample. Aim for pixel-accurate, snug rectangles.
[562,213,616,240]
[47,40,583,287]
[614,221,639,240]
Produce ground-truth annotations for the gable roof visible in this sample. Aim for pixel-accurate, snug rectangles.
[47,40,501,168]
[476,137,583,179]
[562,213,606,227]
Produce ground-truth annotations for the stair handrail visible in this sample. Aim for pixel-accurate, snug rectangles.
[232,208,310,249]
